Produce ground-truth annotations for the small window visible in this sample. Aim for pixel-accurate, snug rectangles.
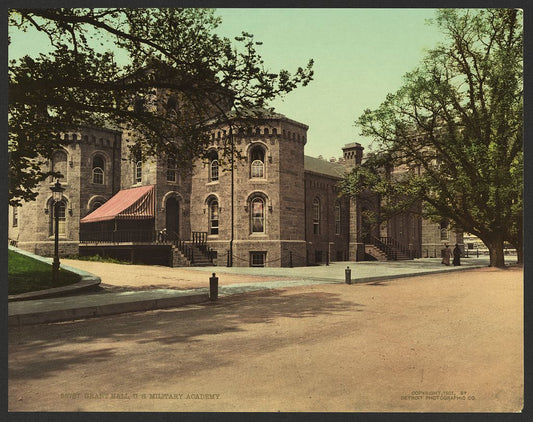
[264,128,269,135]
[135,161,143,184]
[210,160,219,181]
[92,155,105,184]
[440,219,449,240]
[51,150,67,181]
[251,197,265,233]
[12,206,18,227]
[209,199,219,235]
[250,146,265,178]
[208,150,219,182]
[167,157,178,182]
[250,252,266,267]
[272,128,277,135]
[313,197,320,235]
[335,203,341,235]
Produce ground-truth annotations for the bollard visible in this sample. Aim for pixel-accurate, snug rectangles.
[209,272,218,301]
[345,266,352,285]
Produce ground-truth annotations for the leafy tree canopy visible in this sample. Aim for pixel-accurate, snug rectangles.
[8,8,314,205]
[341,9,522,267]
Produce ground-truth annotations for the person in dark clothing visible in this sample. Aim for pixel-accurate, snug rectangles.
[453,243,461,266]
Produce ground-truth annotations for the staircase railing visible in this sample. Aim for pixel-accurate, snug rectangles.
[370,236,416,260]
[170,231,215,265]
[381,236,417,259]
[370,236,398,260]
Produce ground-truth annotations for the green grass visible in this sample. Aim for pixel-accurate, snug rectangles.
[8,250,81,295]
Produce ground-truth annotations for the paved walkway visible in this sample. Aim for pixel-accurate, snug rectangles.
[9,256,516,326]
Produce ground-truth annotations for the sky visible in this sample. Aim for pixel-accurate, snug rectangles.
[213,8,446,159]
[9,8,447,160]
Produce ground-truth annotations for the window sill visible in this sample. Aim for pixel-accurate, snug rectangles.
[206,180,219,185]
[249,178,267,182]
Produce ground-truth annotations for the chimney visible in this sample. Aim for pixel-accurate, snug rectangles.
[342,142,364,166]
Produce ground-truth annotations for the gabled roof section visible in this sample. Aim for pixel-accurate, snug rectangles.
[304,156,347,179]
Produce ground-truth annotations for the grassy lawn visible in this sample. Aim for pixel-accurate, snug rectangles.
[8,250,81,295]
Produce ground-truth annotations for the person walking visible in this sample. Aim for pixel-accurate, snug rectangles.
[441,244,452,266]
[453,243,461,266]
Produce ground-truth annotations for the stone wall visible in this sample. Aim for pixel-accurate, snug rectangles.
[304,171,351,265]
[189,116,309,267]
[11,127,121,257]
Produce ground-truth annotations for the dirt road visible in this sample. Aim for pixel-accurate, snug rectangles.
[61,258,290,291]
[8,267,523,412]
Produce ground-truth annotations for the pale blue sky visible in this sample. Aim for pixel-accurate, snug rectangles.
[214,8,445,159]
[9,8,447,159]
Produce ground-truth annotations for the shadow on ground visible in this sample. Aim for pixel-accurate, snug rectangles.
[9,288,363,381]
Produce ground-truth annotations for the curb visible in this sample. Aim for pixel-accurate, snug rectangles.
[8,291,210,326]
[8,246,101,302]
[347,264,490,284]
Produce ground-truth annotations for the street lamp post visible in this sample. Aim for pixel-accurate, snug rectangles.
[50,179,65,283]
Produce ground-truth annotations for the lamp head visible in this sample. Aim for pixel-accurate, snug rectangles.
[51,179,65,202]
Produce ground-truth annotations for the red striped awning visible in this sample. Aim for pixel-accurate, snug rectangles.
[80,185,155,223]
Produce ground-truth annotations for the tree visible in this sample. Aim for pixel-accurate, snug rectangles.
[8,8,313,205]
[341,9,522,267]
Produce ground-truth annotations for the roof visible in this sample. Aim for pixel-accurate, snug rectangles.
[205,107,309,130]
[304,156,347,179]
[80,185,155,223]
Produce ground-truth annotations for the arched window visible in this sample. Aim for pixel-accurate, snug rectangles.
[92,155,105,184]
[313,197,320,235]
[251,196,265,233]
[91,200,105,212]
[51,150,67,181]
[264,128,269,135]
[208,198,219,235]
[440,219,449,240]
[250,145,265,178]
[50,200,67,236]
[208,150,219,181]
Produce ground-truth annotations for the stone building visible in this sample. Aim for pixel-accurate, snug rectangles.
[8,111,459,267]
[9,126,122,257]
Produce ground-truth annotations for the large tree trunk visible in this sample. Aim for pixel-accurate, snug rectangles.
[486,234,506,268]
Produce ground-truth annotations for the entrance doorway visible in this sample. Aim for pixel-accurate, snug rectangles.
[165,197,180,237]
